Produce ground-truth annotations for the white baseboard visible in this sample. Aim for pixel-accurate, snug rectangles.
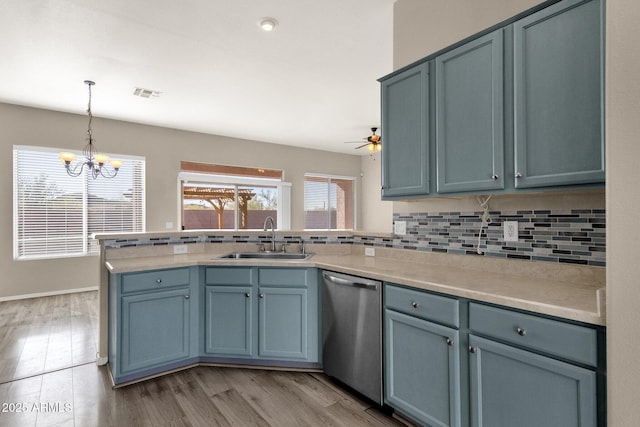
[0,286,99,302]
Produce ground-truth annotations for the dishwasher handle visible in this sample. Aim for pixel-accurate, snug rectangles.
[322,272,379,291]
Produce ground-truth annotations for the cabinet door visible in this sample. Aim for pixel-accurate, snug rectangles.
[204,286,254,357]
[258,287,308,360]
[469,335,596,427]
[120,288,191,374]
[381,62,430,198]
[435,30,504,193]
[513,0,604,188]
[385,309,461,427]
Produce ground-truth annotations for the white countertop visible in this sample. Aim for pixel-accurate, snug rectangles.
[103,245,605,326]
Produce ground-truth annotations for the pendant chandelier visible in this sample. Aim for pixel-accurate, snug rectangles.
[59,80,122,179]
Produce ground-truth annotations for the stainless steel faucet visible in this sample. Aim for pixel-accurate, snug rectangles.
[263,216,276,252]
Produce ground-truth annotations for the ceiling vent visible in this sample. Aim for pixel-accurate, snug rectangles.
[133,87,161,98]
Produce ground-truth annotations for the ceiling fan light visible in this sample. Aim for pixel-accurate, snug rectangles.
[367,143,376,153]
[376,143,382,152]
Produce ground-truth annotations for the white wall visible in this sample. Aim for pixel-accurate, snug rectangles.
[360,152,393,232]
[605,0,640,424]
[0,103,362,299]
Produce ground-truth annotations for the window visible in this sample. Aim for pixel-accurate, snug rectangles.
[13,146,145,259]
[304,174,355,230]
[179,163,291,231]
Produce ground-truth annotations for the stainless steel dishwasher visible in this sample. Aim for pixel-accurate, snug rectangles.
[322,270,382,404]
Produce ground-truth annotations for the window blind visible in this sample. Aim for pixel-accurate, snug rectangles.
[304,174,355,230]
[13,146,145,259]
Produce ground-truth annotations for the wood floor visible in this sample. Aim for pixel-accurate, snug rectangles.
[0,292,406,427]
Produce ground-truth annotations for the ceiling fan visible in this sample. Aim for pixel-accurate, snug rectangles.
[345,127,382,152]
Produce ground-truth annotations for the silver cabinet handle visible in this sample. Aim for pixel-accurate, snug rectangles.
[411,301,419,309]
[156,278,162,284]
[259,293,265,299]
[446,338,453,346]
[491,174,499,180]
[469,346,476,354]
[245,293,250,298]
[516,327,526,336]
[515,172,523,178]
[184,295,190,299]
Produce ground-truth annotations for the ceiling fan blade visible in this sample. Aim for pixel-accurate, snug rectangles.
[354,143,369,149]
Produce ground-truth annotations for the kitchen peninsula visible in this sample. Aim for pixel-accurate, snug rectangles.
[96,230,606,427]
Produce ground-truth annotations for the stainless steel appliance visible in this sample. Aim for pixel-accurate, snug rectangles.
[322,270,383,404]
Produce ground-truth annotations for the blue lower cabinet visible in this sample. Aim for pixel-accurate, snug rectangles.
[385,309,461,427]
[469,334,597,427]
[109,267,199,384]
[119,287,192,377]
[204,285,254,357]
[259,287,308,360]
[204,267,319,365]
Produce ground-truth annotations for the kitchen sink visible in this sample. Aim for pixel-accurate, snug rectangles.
[217,252,314,261]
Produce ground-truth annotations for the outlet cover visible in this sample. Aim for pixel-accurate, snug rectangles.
[165,222,173,229]
[394,221,407,235]
[503,221,519,242]
[173,245,188,255]
[365,247,375,257]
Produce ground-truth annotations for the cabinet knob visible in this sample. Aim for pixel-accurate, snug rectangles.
[411,301,419,309]
[259,293,265,299]
[184,295,190,300]
[469,346,477,354]
[491,174,499,181]
[446,338,453,346]
[245,293,250,298]
[516,327,527,336]
[156,278,162,284]
[515,172,523,178]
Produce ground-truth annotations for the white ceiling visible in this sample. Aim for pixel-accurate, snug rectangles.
[0,0,394,155]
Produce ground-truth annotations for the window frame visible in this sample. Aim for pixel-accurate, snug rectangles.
[13,145,146,260]
[177,172,291,231]
[304,172,357,231]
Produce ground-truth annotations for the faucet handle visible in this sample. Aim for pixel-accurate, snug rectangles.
[280,243,287,253]
[257,243,265,252]
[300,239,305,254]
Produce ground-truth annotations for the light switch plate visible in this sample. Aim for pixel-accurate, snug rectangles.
[394,220,407,235]
[365,247,375,257]
[503,221,519,242]
[173,245,188,255]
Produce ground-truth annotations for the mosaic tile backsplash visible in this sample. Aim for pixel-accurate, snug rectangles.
[390,209,606,266]
[103,209,605,267]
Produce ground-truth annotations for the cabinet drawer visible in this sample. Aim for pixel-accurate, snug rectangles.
[259,268,308,287]
[121,268,190,294]
[385,284,459,328]
[469,303,597,366]
[205,267,254,285]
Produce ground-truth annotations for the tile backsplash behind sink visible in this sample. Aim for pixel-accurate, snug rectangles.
[102,209,605,267]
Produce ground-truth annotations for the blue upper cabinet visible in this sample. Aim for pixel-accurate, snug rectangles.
[378,0,604,199]
[513,0,604,188]
[381,62,430,199]
[436,29,505,193]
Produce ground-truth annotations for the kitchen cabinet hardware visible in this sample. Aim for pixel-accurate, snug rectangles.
[446,338,454,346]
[156,278,162,284]
[259,293,265,299]
[245,292,250,298]
[516,327,526,336]
[411,301,419,308]
[184,294,190,299]
[491,175,499,181]
[515,172,523,178]
[469,346,477,354]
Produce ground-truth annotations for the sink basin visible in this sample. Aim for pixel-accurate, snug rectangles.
[217,252,314,261]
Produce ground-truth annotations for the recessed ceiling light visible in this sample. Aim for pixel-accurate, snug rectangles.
[259,18,278,32]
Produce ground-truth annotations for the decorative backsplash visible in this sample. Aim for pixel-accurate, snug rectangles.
[103,208,605,267]
[387,209,606,266]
